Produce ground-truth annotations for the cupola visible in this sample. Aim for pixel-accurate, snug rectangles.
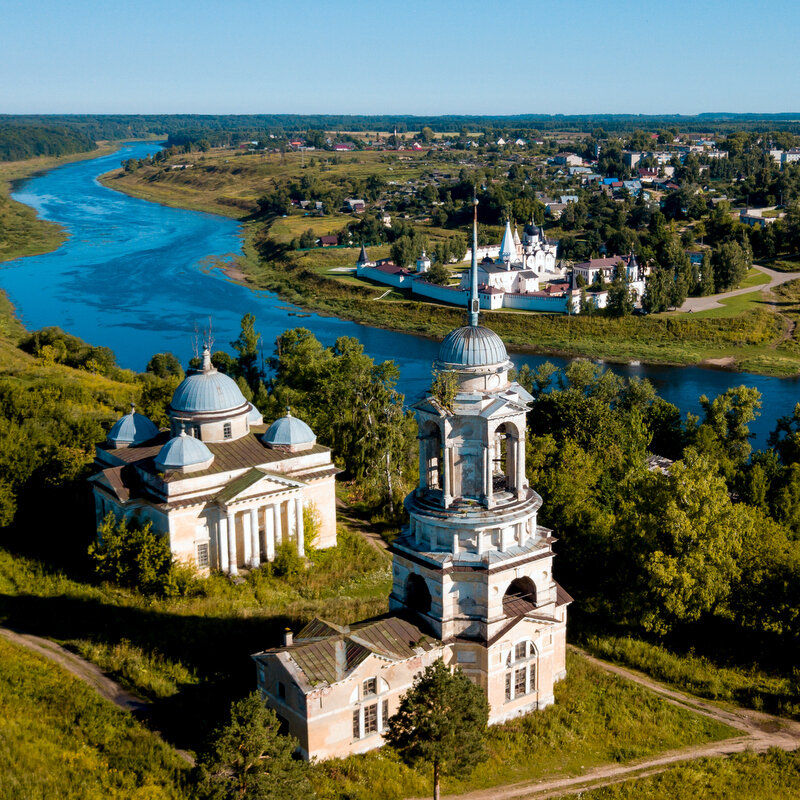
[154,431,215,474]
[262,412,317,452]
[107,403,159,448]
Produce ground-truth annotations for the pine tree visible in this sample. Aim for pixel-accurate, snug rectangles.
[385,659,489,800]
[196,693,309,800]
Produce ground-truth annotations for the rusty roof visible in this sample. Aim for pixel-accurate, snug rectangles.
[104,430,330,481]
[257,615,440,687]
[555,582,574,606]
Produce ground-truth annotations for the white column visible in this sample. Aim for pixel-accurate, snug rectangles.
[250,507,260,568]
[295,496,305,556]
[273,503,283,548]
[419,437,428,490]
[265,506,276,561]
[443,445,452,508]
[516,435,526,499]
[218,513,229,573]
[288,498,297,541]
[486,443,494,508]
[242,511,252,566]
[227,510,238,575]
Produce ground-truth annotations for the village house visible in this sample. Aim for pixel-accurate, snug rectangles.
[91,350,339,574]
[253,206,570,759]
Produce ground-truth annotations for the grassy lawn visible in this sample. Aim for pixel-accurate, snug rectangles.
[0,636,190,800]
[691,290,771,319]
[740,267,771,288]
[569,749,800,799]
[310,651,736,800]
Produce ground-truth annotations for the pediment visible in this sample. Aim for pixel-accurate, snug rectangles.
[215,467,305,506]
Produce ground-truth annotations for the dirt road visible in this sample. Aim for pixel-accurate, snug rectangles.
[679,264,800,312]
[444,646,800,800]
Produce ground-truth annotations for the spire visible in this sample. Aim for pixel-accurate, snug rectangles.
[499,219,516,263]
[469,196,479,326]
[357,243,368,264]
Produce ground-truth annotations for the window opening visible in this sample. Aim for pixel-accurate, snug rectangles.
[196,542,209,568]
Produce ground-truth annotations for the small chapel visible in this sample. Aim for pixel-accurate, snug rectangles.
[91,349,338,573]
[252,200,570,761]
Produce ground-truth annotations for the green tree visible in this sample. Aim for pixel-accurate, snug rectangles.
[196,693,309,800]
[386,659,489,800]
[146,352,184,379]
[712,240,751,291]
[426,262,451,285]
[231,313,262,391]
[607,263,634,316]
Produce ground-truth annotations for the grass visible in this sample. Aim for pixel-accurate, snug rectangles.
[0,142,122,263]
[740,267,772,288]
[0,636,189,800]
[310,651,736,800]
[579,634,799,718]
[569,748,800,799]
[691,290,771,319]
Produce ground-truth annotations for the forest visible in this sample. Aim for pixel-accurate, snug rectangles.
[0,124,96,162]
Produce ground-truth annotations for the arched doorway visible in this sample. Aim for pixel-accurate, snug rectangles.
[503,577,537,616]
[420,421,443,492]
[405,573,432,614]
[493,421,522,494]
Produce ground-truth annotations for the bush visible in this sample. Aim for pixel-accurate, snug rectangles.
[89,513,196,596]
[269,541,306,577]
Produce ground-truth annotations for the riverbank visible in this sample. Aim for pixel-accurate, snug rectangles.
[0,141,142,263]
[97,163,800,378]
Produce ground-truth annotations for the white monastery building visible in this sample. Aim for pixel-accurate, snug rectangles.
[91,350,338,573]
[253,200,571,760]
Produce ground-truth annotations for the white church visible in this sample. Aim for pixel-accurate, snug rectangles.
[252,200,570,760]
[91,350,338,573]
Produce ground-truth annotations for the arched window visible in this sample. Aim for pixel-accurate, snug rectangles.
[493,421,522,494]
[405,573,432,614]
[420,421,443,492]
[504,639,538,702]
[503,577,537,617]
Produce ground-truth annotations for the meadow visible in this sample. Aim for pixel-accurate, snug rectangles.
[0,636,190,800]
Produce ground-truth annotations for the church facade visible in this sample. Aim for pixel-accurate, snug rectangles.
[91,350,338,574]
[252,201,570,761]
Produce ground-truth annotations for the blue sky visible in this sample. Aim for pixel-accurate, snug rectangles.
[1,0,798,115]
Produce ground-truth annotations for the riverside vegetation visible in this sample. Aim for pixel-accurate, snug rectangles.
[98,134,800,376]
[0,289,798,796]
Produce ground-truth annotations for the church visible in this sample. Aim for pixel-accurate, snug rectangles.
[252,200,570,761]
[90,350,338,573]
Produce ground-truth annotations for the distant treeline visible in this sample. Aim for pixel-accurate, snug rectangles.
[0,124,96,162]
[3,113,800,145]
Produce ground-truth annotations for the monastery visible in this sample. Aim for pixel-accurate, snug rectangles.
[252,200,570,761]
[91,351,338,573]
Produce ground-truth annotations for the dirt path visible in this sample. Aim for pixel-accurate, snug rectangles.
[443,646,800,800]
[336,497,390,553]
[0,625,196,765]
[679,264,800,312]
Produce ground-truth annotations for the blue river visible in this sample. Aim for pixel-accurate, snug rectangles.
[2,141,799,448]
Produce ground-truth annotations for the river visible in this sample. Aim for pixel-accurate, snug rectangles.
[2,141,798,448]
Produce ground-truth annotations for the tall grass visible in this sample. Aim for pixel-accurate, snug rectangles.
[573,748,800,799]
[581,634,800,718]
[310,651,736,800]
[0,637,189,800]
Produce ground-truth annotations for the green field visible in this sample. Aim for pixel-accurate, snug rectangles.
[310,650,736,800]
[0,636,189,800]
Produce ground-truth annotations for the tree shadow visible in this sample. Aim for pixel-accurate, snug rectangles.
[0,591,300,752]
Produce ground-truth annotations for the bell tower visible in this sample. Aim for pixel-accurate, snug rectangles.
[389,199,569,722]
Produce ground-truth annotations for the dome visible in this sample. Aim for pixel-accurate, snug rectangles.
[107,404,159,447]
[155,432,214,472]
[247,403,263,425]
[169,351,248,414]
[263,413,316,451]
[436,325,508,368]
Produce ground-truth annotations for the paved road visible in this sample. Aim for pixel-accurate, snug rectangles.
[679,264,800,312]
[443,646,800,800]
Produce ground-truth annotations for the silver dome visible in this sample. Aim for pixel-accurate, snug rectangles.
[436,325,508,368]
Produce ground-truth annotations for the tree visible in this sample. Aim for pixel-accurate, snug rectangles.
[712,240,750,291]
[196,693,309,800]
[426,262,451,285]
[146,352,184,379]
[607,263,634,316]
[386,659,489,800]
[231,313,262,391]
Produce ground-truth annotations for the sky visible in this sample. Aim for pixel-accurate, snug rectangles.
[1,0,799,116]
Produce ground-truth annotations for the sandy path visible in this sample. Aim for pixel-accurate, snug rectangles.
[679,264,800,312]
[440,646,800,800]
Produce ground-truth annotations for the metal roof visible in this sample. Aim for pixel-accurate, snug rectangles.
[169,369,247,414]
[107,408,159,446]
[154,433,214,471]
[436,325,508,368]
[263,413,316,448]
